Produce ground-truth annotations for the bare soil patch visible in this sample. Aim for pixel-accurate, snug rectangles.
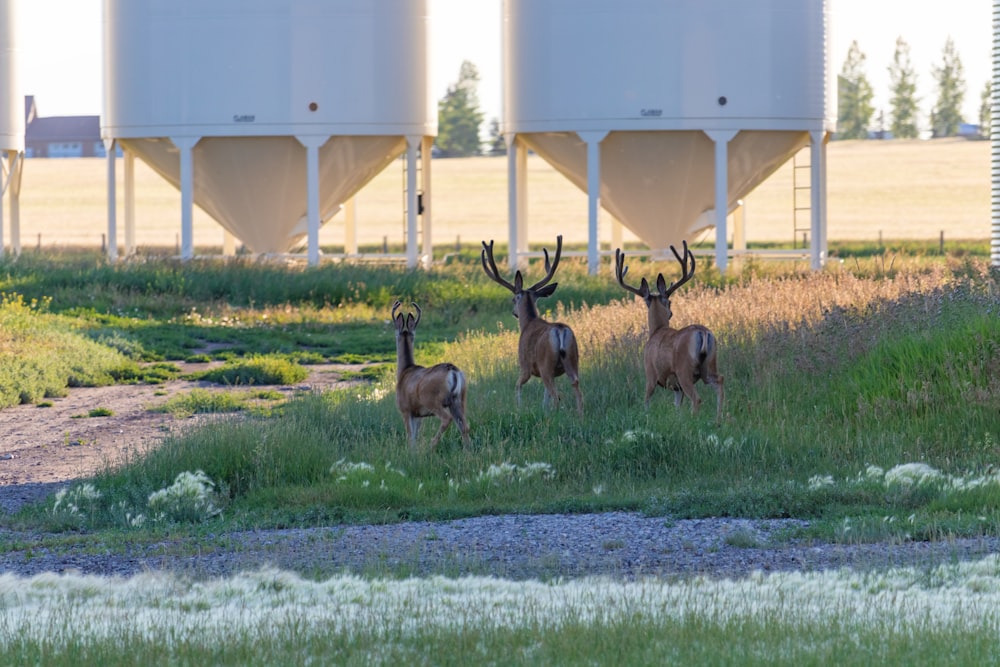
[0,363,362,512]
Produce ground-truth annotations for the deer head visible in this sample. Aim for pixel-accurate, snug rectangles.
[481,235,563,326]
[615,240,695,331]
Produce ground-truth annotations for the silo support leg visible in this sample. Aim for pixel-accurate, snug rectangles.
[344,197,357,255]
[580,131,609,276]
[296,135,327,267]
[170,136,200,262]
[124,149,136,257]
[3,150,23,257]
[105,139,118,262]
[506,134,528,270]
[706,130,737,274]
[809,130,828,270]
[405,136,420,269]
[420,135,433,269]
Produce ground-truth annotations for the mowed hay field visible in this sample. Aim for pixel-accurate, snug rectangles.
[11,137,990,253]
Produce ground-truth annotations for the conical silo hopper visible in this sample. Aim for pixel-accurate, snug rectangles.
[102,0,435,264]
[503,0,835,272]
[0,0,23,254]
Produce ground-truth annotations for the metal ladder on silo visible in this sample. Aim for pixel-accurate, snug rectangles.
[792,148,811,249]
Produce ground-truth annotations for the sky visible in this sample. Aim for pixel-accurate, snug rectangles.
[15,0,994,130]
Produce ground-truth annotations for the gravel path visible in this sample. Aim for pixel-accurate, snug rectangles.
[2,507,998,581]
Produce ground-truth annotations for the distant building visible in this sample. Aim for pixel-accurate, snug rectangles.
[958,122,983,139]
[24,96,106,158]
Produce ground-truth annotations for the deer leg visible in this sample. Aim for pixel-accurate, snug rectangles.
[449,401,471,446]
[540,374,560,410]
[677,377,701,415]
[644,376,657,408]
[566,368,583,416]
[428,411,453,451]
[515,368,532,409]
[710,374,725,423]
[406,415,422,447]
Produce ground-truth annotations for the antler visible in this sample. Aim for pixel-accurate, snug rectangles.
[526,235,563,292]
[481,239,516,292]
[392,300,421,329]
[614,248,650,299]
[663,240,696,298]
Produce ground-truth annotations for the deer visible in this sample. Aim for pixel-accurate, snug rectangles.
[481,235,583,415]
[392,300,471,450]
[614,241,724,422]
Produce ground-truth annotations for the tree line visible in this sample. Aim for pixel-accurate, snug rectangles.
[838,36,990,140]
[437,38,990,158]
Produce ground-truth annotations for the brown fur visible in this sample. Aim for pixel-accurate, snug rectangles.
[615,244,724,422]
[481,236,583,415]
[393,301,471,450]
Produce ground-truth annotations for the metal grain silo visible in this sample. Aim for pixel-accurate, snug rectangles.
[0,0,23,255]
[502,0,834,272]
[102,0,435,265]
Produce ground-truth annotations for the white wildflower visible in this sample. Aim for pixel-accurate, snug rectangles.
[476,462,556,485]
[330,459,376,476]
[50,483,103,518]
[807,475,834,490]
[147,470,221,523]
[863,465,885,481]
[883,463,942,487]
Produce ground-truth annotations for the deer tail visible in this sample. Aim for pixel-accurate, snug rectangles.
[691,329,715,362]
[550,325,573,359]
[445,366,464,406]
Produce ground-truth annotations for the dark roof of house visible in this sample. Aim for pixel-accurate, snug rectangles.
[26,115,100,143]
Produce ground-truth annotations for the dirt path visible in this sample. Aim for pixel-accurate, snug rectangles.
[0,363,362,511]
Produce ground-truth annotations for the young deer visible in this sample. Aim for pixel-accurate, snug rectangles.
[392,301,471,450]
[481,235,583,415]
[614,242,724,421]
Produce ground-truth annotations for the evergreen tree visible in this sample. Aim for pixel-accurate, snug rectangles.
[980,80,992,136]
[486,118,507,156]
[836,41,875,140]
[887,37,919,138]
[436,60,486,158]
[930,37,965,137]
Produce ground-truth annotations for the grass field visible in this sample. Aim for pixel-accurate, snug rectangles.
[0,136,996,662]
[10,137,991,252]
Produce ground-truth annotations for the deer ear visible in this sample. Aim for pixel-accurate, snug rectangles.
[513,271,524,291]
[535,282,558,299]
[656,274,668,293]
[406,313,416,330]
[640,277,650,293]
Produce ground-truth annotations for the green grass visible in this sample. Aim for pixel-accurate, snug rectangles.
[4,250,995,551]
[190,355,309,386]
[0,248,997,663]
[150,388,286,418]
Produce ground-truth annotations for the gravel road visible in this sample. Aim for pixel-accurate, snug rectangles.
[1,505,998,581]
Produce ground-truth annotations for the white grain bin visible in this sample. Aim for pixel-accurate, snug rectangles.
[102,0,435,265]
[502,0,834,273]
[0,0,23,255]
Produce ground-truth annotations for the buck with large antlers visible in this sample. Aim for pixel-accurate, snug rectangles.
[481,235,583,414]
[392,301,471,450]
[615,242,724,421]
